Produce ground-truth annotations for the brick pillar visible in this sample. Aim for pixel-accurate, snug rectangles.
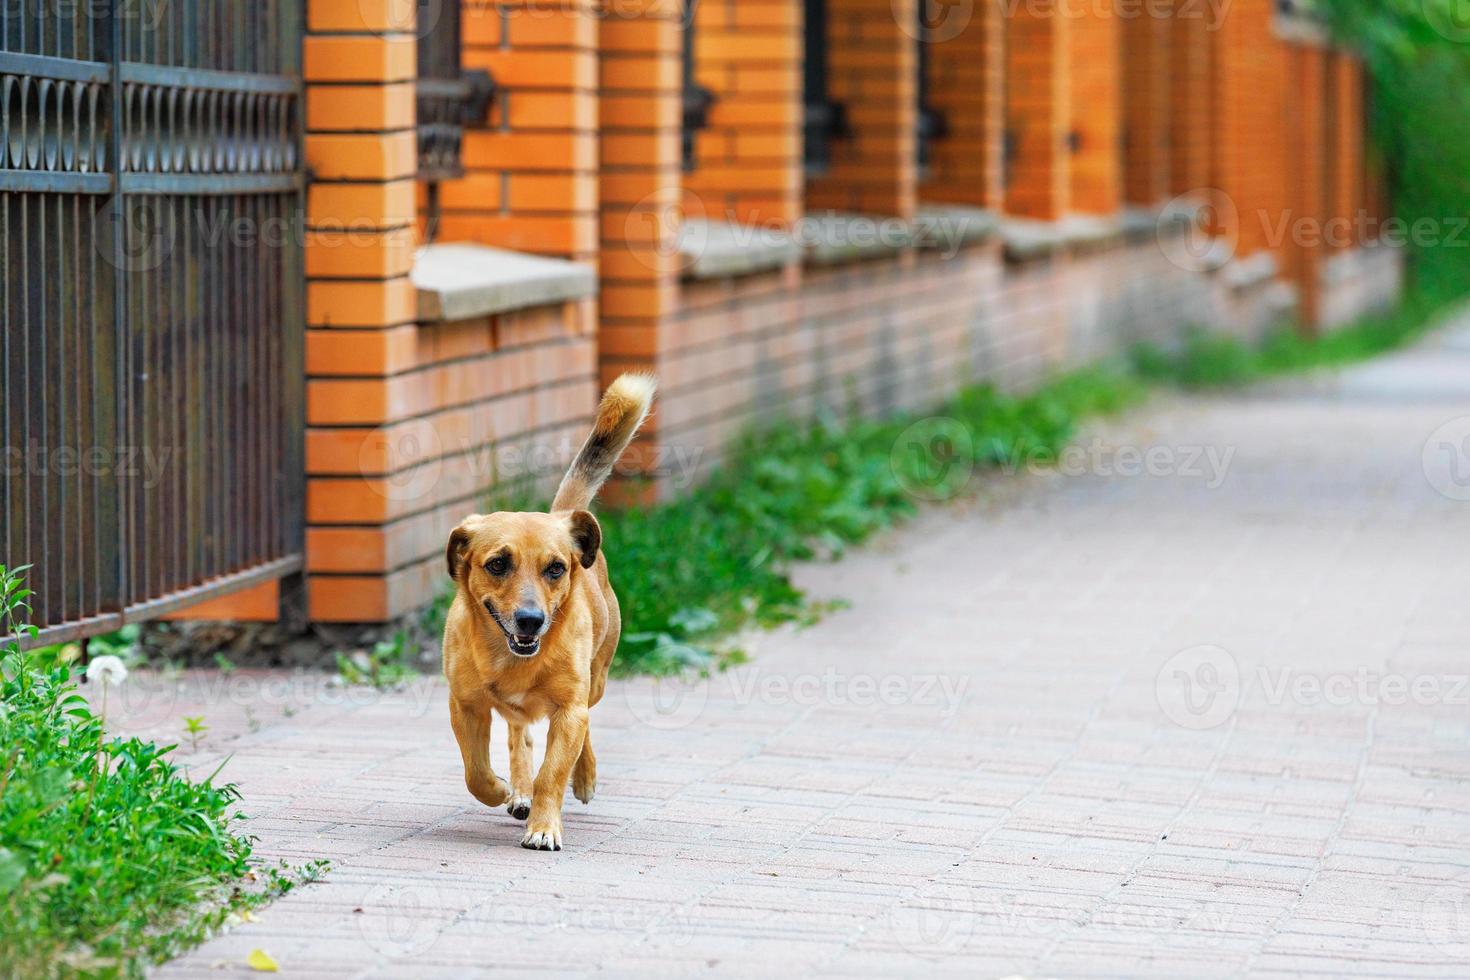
[598,0,683,501]
[1169,3,1214,196]
[683,0,802,226]
[805,0,917,218]
[1214,0,1287,258]
[302,0,419,622]
[1068,3,1120,215]
[920,0,1004,209]
[1286,43,1328,329]
[1004,5,1069,219]
[445,1,600,262]
[1122,6,1171,206]
[1331,53,1364,250]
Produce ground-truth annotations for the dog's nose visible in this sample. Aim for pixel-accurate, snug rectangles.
[513,608,545,634]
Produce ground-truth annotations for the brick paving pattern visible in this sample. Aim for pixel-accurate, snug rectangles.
[143,321,1470,977]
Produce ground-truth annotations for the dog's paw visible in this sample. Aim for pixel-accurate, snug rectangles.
[572,774,596,805]
[506,793,532,821]
[520,822,562,851]
[469,776,512,810]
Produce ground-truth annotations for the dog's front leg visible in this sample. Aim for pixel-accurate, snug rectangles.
[521,703,588,851]
[505,720,534,820]
[450,696,511,809]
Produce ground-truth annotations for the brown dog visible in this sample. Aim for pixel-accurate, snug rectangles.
[441,374,655,850]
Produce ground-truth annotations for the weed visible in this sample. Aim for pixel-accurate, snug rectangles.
[0,565,325,978]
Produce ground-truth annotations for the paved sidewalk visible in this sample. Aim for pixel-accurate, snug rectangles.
[142,321,1470,978]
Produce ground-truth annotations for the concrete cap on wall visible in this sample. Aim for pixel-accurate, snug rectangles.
[413,243,597,323]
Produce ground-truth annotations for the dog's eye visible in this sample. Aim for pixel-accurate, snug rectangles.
[545,560,567,580]
[486,556,510,576]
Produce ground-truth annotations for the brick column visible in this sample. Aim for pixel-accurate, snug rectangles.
[1285,43,1328,328]
[920,0,1004,209]
[598,0,683,500]
[1004,6,1069,219]
[1068,3,1120,214]
[1169,3,1214,196]
[1214,0,1288,258]
[445,1,601,262]
[302,0,419,621]
[1122,7,1171,206]
[1331,52,1364,250]
[805,0,917,218]
[683,0,802,226]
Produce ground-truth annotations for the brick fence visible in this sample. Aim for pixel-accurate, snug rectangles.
[190,0,1402,627]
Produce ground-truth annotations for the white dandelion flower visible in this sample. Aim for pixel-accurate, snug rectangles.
[85,654,129,688]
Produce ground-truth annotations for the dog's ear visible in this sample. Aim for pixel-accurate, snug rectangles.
[446,520,476,580]
[566,510,602,569]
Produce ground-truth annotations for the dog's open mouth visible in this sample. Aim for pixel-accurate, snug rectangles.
[488,608,543,657]
[507,633,540,656]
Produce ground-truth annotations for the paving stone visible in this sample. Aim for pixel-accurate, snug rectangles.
[148,320,1470,976]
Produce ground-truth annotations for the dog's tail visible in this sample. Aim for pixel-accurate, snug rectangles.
[551,373,656,512]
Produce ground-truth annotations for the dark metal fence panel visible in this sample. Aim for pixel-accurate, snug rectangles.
[1,0,305,646]
[416,0,494,240]
[417,0,466,183]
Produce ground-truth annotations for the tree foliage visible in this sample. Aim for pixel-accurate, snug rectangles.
[1316,0,1470,299]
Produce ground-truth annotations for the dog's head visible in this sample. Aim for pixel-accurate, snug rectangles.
[445,511,602,658]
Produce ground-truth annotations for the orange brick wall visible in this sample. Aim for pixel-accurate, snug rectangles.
[1169,6,1214,196]
[1068,4,1120,214]
[306,303,597,620]
[302,0,419,622]
[1004,6,1069,219]
[683,0,802,226]
[302,0,599,622]
[650,238,1251,493]
[440,1,600,262]
[806,0,917,218]
[598,1,684,498]
[177,0,1394,627]
[1214,0,1289,258]
[1122,8,1172,206]
[920,0,1004,209]
[1286,43,1328,328]
[1332,53,1365,250]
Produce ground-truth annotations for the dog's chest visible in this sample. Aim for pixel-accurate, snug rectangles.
[486,683,552,723]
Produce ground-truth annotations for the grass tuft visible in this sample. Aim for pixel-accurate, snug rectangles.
[0,567,325,979]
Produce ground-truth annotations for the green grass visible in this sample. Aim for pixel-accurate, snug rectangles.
[601,367,1151,675]
[0,567,326,979]
[1130,290,1457,390]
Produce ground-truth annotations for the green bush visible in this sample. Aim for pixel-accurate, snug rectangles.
[0,566,320,978]
[1318,1,1470,302]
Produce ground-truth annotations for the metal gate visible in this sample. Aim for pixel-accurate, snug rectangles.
[1,1,305,646]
